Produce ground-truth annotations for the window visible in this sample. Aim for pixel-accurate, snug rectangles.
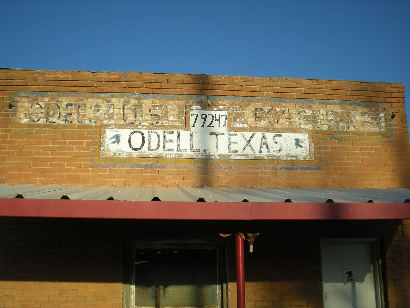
[124,241,227,308]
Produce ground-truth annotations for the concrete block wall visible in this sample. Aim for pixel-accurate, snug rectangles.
[0,69,409,189]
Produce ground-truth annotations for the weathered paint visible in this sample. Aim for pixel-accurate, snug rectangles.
[102,110,311,160]
[11,92,390,161]
[103,129,310,160]
[13,92,387,133]
[92,161,322,171]
[13,93,185,127]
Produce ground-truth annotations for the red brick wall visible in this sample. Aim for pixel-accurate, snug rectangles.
[0,217,123,308]
[0,69,409,307]
[226,220,410,308]
[384,219,410,308]
[0,68,409,189]
[1,218,409,308]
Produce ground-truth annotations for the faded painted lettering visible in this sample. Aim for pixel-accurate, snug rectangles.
[102,111,311,160]
[13,93,387,133]
[104,129,310,160]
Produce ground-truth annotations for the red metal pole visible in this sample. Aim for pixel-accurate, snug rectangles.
[236,233,245,308]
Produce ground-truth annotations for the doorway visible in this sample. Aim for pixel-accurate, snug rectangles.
[320,239,383,308]
[126,241,226,308]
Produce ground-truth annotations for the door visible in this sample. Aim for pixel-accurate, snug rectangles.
[321,239,383,308]
[130,245,221,308]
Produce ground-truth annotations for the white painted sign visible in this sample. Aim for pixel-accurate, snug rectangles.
[102,110,311,160]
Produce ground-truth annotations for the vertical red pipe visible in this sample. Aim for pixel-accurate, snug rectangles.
[236,233,245,308]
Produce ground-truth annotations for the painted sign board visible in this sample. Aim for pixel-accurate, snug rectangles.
[13,93,387,133]
[102,110,311,160]
[12,92,390,160]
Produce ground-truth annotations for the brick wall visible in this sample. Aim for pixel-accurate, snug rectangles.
[1,218,409,308]
[226,220,410,308]
[0,217,123,308]
[0,68,409,189]
[384,219,410,308]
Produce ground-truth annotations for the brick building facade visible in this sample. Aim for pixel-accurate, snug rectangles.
[0,69,409,308]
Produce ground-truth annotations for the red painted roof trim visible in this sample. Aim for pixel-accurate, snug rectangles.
[0,198,409,220]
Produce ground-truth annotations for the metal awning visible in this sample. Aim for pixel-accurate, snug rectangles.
[0,184,409,220]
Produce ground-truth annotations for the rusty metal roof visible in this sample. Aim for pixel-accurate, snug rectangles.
[0,184,408,203]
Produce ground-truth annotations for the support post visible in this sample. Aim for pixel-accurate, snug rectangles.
[236,233,245,308]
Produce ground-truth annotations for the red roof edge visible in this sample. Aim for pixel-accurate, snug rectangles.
[0,198,409,220]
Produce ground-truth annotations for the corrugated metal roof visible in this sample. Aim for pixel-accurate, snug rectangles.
[0,184,408,203]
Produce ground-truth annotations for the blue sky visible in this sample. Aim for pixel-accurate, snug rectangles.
[1,0,409,139]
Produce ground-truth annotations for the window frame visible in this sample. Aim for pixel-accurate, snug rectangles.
[123,239,228,308]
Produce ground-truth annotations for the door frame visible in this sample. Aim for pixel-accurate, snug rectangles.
[320,238,385,308]
[123,239,229,308]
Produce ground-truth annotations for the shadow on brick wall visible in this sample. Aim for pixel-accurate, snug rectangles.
[0,218,405,307]
[195,73,217,188]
